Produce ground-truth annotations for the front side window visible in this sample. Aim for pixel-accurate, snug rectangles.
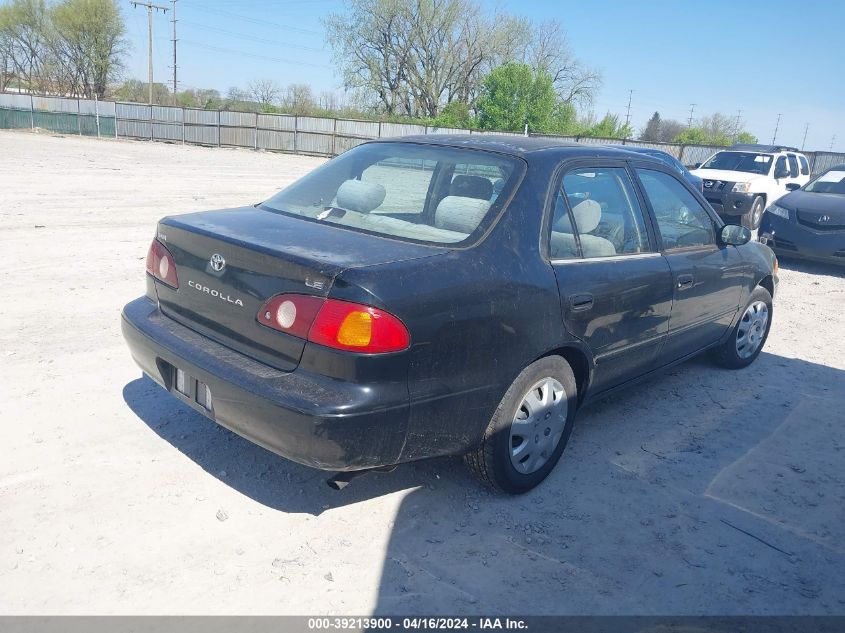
[637,169,716,250]
[262,143,523,245]
[549,167,651,259]
[701,151,773,175]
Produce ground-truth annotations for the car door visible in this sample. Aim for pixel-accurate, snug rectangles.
[547,161,674,393]
[633,167,745,362]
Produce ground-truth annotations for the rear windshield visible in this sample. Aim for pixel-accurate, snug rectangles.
[701,151,773,175]
[805,169,845,194]
[261,142,524,245]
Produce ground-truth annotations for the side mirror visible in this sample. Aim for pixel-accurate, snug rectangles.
[785,182,801,191]
[693,162,702,169]
[720,224,752,246]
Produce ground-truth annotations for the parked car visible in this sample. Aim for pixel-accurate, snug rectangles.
[122,136,778,494]
[759,164,845,265]
[623,146,703,192]
[692,144,811,229]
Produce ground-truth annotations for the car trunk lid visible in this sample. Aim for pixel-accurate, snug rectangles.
[153,206,442,371]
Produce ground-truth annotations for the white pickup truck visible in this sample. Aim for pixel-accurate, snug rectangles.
[692,144,811,229]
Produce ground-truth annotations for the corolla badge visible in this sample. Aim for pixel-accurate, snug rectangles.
[210,253,226,272]
[704,180,714,188]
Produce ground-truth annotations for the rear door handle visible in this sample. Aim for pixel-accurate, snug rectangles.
[569,293,594,311]
[677,274,694,290]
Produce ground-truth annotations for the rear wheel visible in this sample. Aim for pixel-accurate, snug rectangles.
[464,356,578,494]
[742,196,765,230]
[710,286,772,369]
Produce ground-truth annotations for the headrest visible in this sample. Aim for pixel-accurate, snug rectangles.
[336,179,386,213]
[571,199,601,234]
[434,196,492,234]
[450,175,493,201]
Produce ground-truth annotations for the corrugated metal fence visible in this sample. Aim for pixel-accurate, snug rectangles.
[2,92,844,173]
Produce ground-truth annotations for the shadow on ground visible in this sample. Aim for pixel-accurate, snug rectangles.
[123,350,845,615]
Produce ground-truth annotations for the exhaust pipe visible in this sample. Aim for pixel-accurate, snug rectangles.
[326,465,397,490]
[326,470,369,490]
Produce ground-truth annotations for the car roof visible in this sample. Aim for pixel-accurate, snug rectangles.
[730,143,802,154]
[371,134,666,162]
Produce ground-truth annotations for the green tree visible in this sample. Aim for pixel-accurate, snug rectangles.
[431,100,473,129]
[50,0,127,98]
[476,62,556,133]
[673,127,708,145]
[582,113,632,139]
[736,131,758,144]
[640,111,661,141]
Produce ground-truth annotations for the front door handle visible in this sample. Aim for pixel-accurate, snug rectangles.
[569,293,594,311]
[677,274,694,290]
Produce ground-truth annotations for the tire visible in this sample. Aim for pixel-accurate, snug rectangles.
[464,356,578,494]
[742,196,765,230]
[710,286,773,369]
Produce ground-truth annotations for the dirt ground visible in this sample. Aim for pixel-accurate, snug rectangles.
[1,129,844,615]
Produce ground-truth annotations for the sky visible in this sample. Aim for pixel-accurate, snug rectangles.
[123,0,845,152]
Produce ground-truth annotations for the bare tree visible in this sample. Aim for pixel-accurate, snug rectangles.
[281,83,314,114]
[524,20,601,106]
[323,0,593,118]
[248,78,281,110]
[0,0,52,93]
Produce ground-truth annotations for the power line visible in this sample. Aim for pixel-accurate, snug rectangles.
[192,6,320,35]
[178,39,331,69]
[180,20,324,52]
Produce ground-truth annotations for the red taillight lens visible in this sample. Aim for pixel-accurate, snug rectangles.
[256,294,410,354]
[146,239,179,288]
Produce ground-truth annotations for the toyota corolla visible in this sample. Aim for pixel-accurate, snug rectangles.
[122,135,778,493]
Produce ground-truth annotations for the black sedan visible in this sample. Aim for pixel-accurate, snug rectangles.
[759,164,845,265]
[122,135,778,493]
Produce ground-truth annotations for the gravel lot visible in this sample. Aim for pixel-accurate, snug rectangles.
[1,129,844,615]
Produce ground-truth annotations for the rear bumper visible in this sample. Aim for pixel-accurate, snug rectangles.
[759,214,845,266]
[121,297,410,471]
[703,190,755,217]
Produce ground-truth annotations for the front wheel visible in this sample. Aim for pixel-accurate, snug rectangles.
[742,196,765,230]
[464,356,578,494]
[710,286,773,369]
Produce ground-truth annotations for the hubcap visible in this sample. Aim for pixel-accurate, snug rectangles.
[509,377,567,475]
[736,300,769,359]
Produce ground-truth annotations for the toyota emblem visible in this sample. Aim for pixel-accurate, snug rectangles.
[210,253,226,272]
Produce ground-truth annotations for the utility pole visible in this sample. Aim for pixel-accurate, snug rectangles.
[831,135,837,152]
[171,0,178,95]
[771,113,782,144]
[624,89,633,132]
[801,123,809,150]
[131,1,169,105]
[734,109,742,140]
[687,103,696,128]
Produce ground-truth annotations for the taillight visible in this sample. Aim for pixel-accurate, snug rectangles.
[256,294,410,354]
[146,239,179,288]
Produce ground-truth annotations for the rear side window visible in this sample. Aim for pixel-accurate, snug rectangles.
[262,143,523,245]
[637,169,716,250]
[787,154,799,178]
[549,167,651,259]
[799,155,810,176]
